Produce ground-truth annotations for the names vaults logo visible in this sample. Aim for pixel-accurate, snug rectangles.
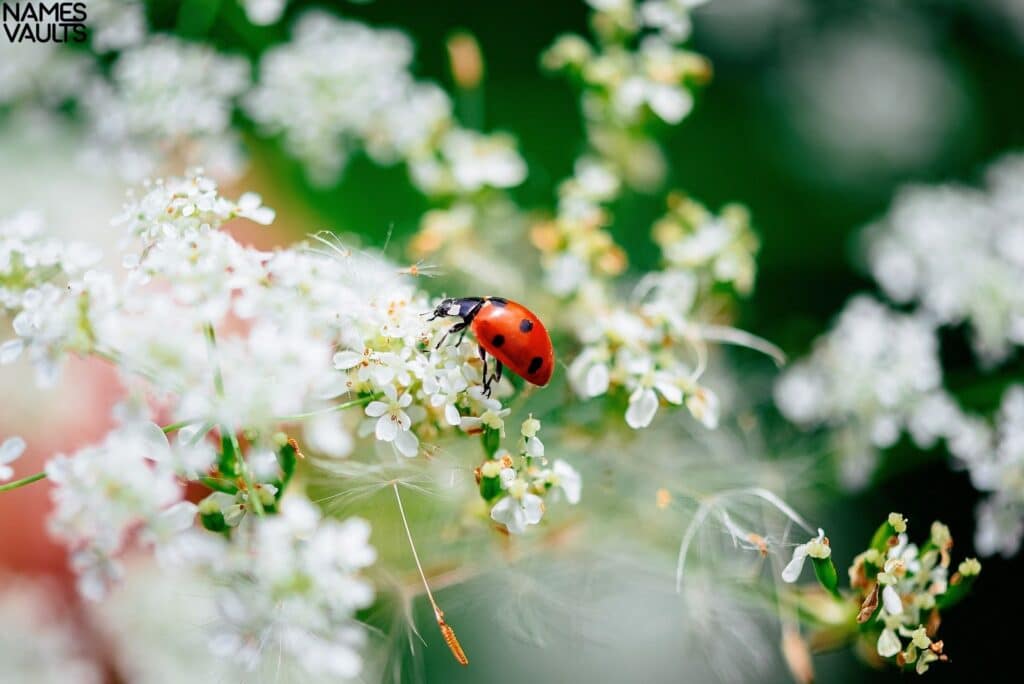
[2,2,87,43]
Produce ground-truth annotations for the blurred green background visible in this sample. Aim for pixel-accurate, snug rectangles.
[130,1,1024,680]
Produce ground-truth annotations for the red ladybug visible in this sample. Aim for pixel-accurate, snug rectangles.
[429,297,554,395]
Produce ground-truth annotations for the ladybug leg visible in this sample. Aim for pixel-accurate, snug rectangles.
[436,321,467,350]
[478,344,491,397]
[494,360,504,385]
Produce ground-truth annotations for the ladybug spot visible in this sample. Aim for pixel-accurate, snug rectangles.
[519,319,534,333]
[489,297,508,307]
[528,356,543,375]
[492,334,505,347]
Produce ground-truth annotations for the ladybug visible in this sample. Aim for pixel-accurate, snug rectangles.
[428,297,554,396]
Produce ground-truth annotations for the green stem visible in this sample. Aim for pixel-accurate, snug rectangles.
[274,394,379,422]
[203,322,263,516]
[161,418,203,434]
[0,471,47,492]
[231,428,265,516]
[203,324,225,397]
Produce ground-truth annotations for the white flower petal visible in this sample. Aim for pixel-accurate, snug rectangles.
[364,401,388,418]
[333,350,362,369]
[393,428,419,458]
[490,497,524,534]
[375,416,397,441]
[553,460,582,504]
[625,387,659,429]
[584,363,610,397]
[522,494,544,525]
[0,436,27,466]
[881,585,903,615]
[0,338,24,364]
[781,544,809,583]
[877,629,902,658]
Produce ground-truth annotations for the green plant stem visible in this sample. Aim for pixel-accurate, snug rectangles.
[0,471,47,492]
[275,394,379,422]
[234,428,265,516]
[161,418,203,434]
[203,322,263,516]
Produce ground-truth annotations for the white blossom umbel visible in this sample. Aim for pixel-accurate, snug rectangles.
[0,580,102,684]
[0,169,581,674]
[245,11,452,185]
[952,385,1024,557]
[775,296,956,488]
[81,36,250,180]
[201,496,376,678]
[865,154,1024,365]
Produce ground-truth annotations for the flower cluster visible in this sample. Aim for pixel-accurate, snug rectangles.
[865,155,1024,364]
[0,210,103,385]
[0,579,102,683]
[87,0,147,54]
[778,155,1024,553]
[543,0,712,190]
[525,2,768,431]
[781,514,980,677]
[566,194,764,429]
[245,11,451,185]
[774,296,953,487]
[81,37,250,180]
[0,170,580,675]
[847,515,979,675]
[0,41,94,108]
[950,385,1024,557]
[197,496,376,677]
[478,416,582,533]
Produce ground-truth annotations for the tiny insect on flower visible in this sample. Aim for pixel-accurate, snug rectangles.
[429,296,555,396]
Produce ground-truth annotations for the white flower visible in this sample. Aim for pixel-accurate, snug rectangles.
[490,488,545,534]
[195,495,376,678]
[0,579,103,683]
[0,435,26,481]
[88,0,147,53]
[412,129,527,195]
[520,415,545,458]
[365,385,419,457]
[625,367,683,429]
[616,74,693,124]
[241,0,288,25]
[568,347,611,398]
[877,625,902,658]
[881,585,903,615]
[550,460,582,504]
[81,37,251,180]
[781,529,827,583]
[776,297,953,488]
[245,11,451,184]
[686,387,720,429]
[45,424,190,599]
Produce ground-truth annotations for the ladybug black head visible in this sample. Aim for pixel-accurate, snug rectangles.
[427,298,457,321]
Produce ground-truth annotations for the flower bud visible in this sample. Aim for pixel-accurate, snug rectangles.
[812,556,840,598]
